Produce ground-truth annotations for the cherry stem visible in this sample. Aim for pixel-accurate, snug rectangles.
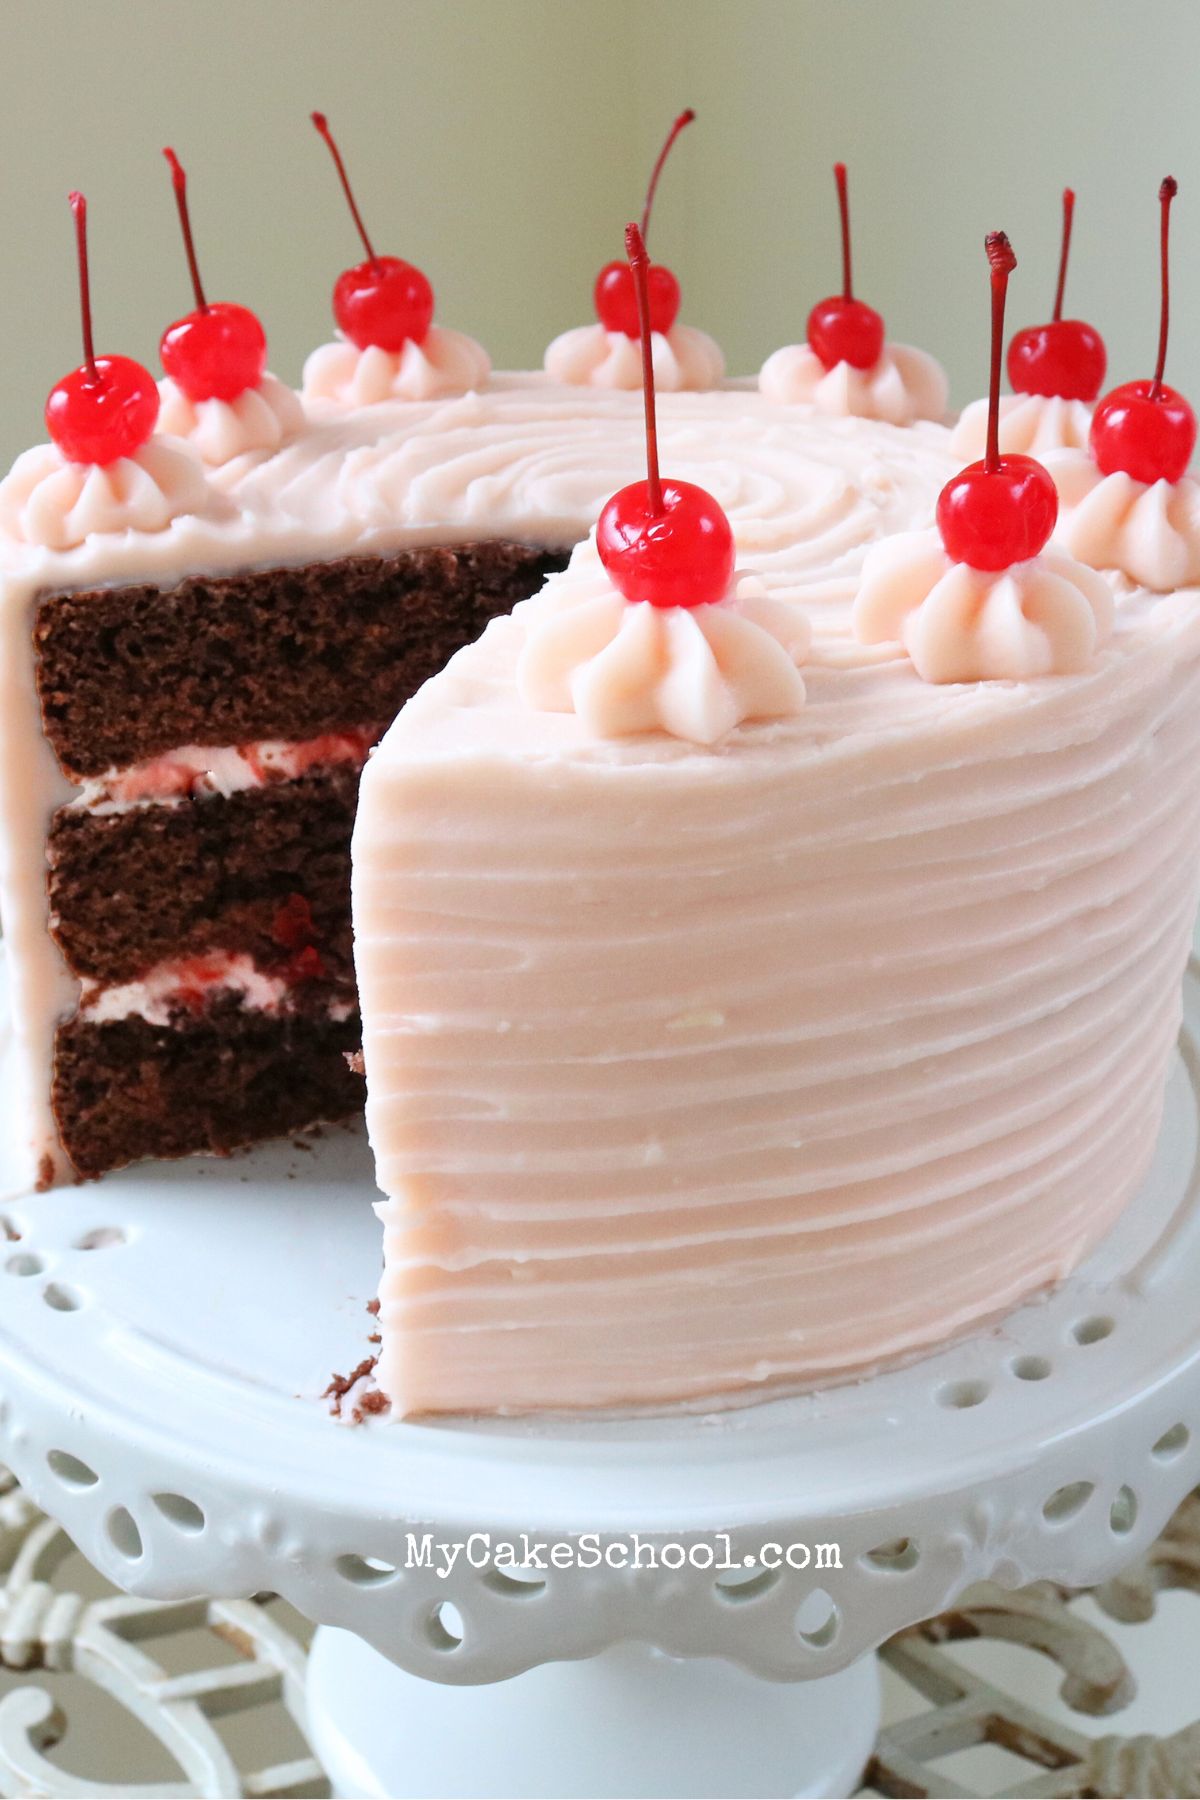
[1151,175,1178,400]
[984,231,1017,474]
[162,148,208,313]
[68,191,100,387]
[640,108,695,243]
[834,163,854,301]
[626,222,662,516]
[312,111,379,268]
[1052,187,1074,323]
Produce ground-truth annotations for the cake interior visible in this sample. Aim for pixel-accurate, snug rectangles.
[38,540,568,1178]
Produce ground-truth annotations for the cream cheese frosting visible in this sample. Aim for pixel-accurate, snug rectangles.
[758,342,948,426]
[302,327,491,406]
[355,535,1200,1413]
[1045,449,1200,591]
[157,373,305,467]
[0,436,213,551]
[853,529,1115,682]
[544,322,725,391]
[952,392,1092,459]
[518,565,810,743]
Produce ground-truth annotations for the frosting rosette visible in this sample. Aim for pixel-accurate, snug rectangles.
[302,327,491,406]
[952,393,1092,459]
[0,436,212,551]
[758,342,948,426]
[517,571,810,744]
[853,527,1114,683]
[157,372,305,467]
[544,323,724,392]
[1043,449,1200,591]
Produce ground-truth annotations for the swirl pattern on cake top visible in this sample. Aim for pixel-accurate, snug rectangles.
[1045,449,1200,592]
[302,327,492,406]
[157,373,305,468]
[544,323,725,392]
[0,437,213,551]
[853,527,1114,682]
[518,564,810,743]
[952,392,1093,459]
[758,342,948,426]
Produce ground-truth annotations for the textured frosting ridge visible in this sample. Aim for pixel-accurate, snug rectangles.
[1046,450,1200,592]
[544,323,725,391]
[157,373,305,467]
[302,327,491,406]
[854,528,1114,682]
[0,437,212,551]
[758,342,948,425]
[357,588,1200,1413]
[952,392,1092,459]
[517,568,810,743]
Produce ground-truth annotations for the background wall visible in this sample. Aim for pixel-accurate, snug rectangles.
[2,0,1200,467]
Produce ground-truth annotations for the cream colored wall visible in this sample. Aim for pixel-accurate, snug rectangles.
[2,0,1200,468]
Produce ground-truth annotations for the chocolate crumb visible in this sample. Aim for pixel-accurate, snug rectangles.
[366,1297,380,1316]
[36,1153,55,1192]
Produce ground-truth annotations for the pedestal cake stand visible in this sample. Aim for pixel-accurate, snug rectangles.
[3,968,1200,1799]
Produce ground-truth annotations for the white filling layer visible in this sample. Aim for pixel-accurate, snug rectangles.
[71,727,377,814]
[78,951,356,1028]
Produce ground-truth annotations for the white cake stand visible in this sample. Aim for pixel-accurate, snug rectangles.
[4,969,1200,1799]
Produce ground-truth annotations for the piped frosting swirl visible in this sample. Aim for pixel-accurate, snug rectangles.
[302,327,491,406]
[0,436,212,551]
[952,393,1092,459]
[157,373,305,467]
[544,323,725,392]
[853,527,1114,682]
[758,342,948,425]
[518,566,810,744]
[1044,450,1200,591]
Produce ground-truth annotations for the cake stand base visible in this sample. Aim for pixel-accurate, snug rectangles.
[305,1627,881,1800]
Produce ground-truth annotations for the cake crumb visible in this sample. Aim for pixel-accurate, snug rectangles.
[324,1354,385,1423]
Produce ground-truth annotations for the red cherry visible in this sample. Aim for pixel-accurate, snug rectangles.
[1006,191,1107,401]
[594,261,681,337]
[44,193,158,466]
[312,111,434,352]
[807,164,886,372]
[937,232,1058,571]
[937,456,1058,571]
[1089,177,1196,485]
[592,109,694,338]
[596,223,734,610]
[159,148,268,402]
[1091,378,1195,485]
[331,256,434,353]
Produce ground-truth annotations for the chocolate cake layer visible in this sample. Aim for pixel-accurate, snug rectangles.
[53,997,365,1180]
[35,542,568,779]
[48,764,362,986]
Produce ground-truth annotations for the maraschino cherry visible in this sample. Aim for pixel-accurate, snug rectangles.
[44,193,159,467]
[596,222,734,609]
[1090,177,1196,486]
[311,111,434,353]
[936,233,1058,571]
[593,109,695,339]
[807,163,885,372]
[1006,189,1106,402]
[159,149,267,403]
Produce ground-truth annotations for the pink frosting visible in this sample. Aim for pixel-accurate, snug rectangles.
[0,438,212,551]
[953,393,1092,458]
[758,342,948,425]
[1045,450,1200,592]
[302,328,491,406]
[853,529,1114,682]
[517,568,810,743]
[544,323,725,391]
[157,373,305,467]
